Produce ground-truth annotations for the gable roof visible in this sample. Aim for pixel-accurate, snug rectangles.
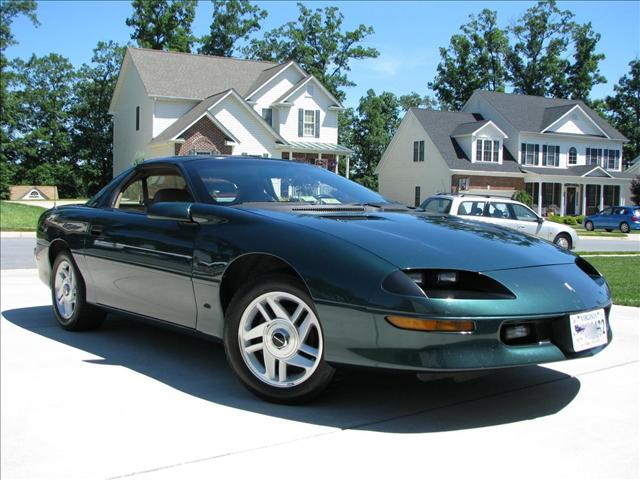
[272,75,343,108]
[151,89,286,145]
[451,119,508,138]
[410,109,521,173]
[127,47,286,100]
[471,90,628,141]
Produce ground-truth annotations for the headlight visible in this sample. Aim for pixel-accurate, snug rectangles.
[383,269,515,300]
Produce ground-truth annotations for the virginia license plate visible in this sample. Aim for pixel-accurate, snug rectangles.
[569,309,607,352]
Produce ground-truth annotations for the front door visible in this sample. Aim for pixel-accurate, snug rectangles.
[565,187,577,216]
[83,166,198,327]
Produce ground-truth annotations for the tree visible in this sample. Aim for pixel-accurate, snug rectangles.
[605,59,640,167]
[11,53,79,197]
[429,9,508,110]
[72,41,126,195]
[346,90,400,189]
[126,0,197,52]
[0,0,38,173]
[506,0,575,96]
[199,0,267,57]
[631,176,640,205]
[244,3,379,101]
[561,22,606,102]
[398,92,439,111]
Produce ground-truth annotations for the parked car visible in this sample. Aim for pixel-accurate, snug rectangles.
[584,206,640,233]
[420,193,578,250]
[36,157,611,403]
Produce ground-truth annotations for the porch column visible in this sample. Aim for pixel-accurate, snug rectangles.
[560,183,565,216]
[334,155,339,174]
[346,156,350,179]
[537,180,543,216]
[581,185,587,216]
[599,185,604,211]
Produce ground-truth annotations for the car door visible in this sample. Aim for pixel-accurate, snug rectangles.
[508,203,544,237]
[596,208,613,229]
[83,165,198,327]
[481,201,517,230]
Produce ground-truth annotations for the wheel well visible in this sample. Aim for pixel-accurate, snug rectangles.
[554,232,572,247]
[48,239,70,266]
[220,254,305,314]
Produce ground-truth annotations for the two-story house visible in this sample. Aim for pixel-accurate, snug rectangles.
[109,47,352,175]
[376,90,634,215]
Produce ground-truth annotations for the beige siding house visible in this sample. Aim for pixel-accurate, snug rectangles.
[109,48,352,175]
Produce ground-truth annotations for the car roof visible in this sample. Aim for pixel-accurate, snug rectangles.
[143,155,294,167]
[427,193,516,202]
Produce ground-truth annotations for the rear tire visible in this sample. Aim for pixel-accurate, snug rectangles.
[553,233,572,250]
[584,221,594,231]
[224,274,335,404]
[605,229,612,232]
[51,251,105,331]
[620,222,630,233]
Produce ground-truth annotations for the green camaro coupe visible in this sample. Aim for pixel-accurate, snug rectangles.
[36,156,612,403]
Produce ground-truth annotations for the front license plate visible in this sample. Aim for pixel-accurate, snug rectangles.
[569,309,607,352]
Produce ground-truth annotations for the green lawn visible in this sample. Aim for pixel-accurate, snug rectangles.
[576,251,640,256]
[0,201,46,231]
[585,255,640,307]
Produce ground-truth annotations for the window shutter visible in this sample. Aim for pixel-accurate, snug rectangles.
[413,141,418,162]
[555,146,560,166]
[419,141,425,161]
[298,109,303,137]
[521,143,525,163]
[542,145,547,165]
[315,110,320,138]
[534,144,540,165]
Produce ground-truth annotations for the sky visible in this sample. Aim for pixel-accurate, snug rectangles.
[6,0,640,109]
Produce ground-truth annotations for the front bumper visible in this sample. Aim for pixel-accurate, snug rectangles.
[320,304,612,371]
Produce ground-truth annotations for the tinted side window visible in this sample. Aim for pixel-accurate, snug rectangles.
[601,208,613,215]
[486,202,513,219]
[458,201,486,216]
[511,203,538,221]
[421,198,452,214]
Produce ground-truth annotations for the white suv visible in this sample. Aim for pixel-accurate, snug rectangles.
[420,194,578,249]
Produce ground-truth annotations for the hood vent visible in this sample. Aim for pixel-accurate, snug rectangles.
[292,206,366,212]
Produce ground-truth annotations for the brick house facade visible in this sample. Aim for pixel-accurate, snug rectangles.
[174,117,233,156]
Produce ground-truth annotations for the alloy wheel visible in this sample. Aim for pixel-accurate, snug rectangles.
[54,260,77,321]
[238,291,323,388]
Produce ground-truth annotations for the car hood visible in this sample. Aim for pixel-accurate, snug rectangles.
[246,209,576,272]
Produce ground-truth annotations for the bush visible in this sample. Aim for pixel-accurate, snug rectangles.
[547,214,580,225]
[513,190,533,207]
[564,216,577,225]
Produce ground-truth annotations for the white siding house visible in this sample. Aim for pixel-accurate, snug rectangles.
[109,48,351,175]
[377,90,634,215]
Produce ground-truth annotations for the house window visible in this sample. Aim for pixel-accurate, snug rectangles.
[304,110,316,136]
[587,147,602,166]
[413,140,424,162]
[542,145,560,166]
[262,108,273,127]
[604,149,620,170]
[135,106,140,131]
[457,177,470,192]
[262,153,270,158]
[521,143,539,165]
[414,186,421,207]
[568,147,577,165]
[476,139,499,162]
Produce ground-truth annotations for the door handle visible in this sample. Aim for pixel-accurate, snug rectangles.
[90,225,103,236]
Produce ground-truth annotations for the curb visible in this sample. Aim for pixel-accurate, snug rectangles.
[1,231,37,238]
[578,235,640,242]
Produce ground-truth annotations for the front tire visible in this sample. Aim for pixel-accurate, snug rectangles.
[553,233,572,249]
[224,274,335,404]
[51,251,105,331]
[584,221,594,231]
[620,222,630,233]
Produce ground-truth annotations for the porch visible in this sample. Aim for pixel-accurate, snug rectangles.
[277,141,352,178]
[525,181,626,217]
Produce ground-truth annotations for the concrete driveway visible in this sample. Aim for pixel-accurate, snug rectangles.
[1,268,638,480]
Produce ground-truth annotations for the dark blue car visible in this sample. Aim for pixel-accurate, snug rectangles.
[584,206,640,233]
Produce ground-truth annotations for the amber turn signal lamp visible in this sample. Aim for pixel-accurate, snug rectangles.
[386,316,475,333]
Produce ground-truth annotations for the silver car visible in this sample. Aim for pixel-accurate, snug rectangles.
[420,194,578,249]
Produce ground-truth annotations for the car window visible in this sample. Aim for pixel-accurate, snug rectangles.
[147,175,186,201]
[457,201,486,216]
[486,202,513,219]
[613,207,627,215]
[118,179,145,211]
[510,203,538,221]
[600,208,612,215]
[421,198,452,214]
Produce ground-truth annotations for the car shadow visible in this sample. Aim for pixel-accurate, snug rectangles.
[2,305,581,434]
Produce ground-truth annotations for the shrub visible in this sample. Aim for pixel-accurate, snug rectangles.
[564,216,577,225]
[513,190,533,207]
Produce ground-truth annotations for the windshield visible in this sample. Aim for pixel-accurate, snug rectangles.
[185,159,390,206]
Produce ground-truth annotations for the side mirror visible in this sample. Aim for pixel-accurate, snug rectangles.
[147,202,193,222]
[537,217,544,224]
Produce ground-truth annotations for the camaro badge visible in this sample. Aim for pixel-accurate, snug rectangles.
[564,282,576,293]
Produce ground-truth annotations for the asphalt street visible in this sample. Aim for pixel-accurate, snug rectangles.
[1,268,638,479]
[1,236,639,271]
